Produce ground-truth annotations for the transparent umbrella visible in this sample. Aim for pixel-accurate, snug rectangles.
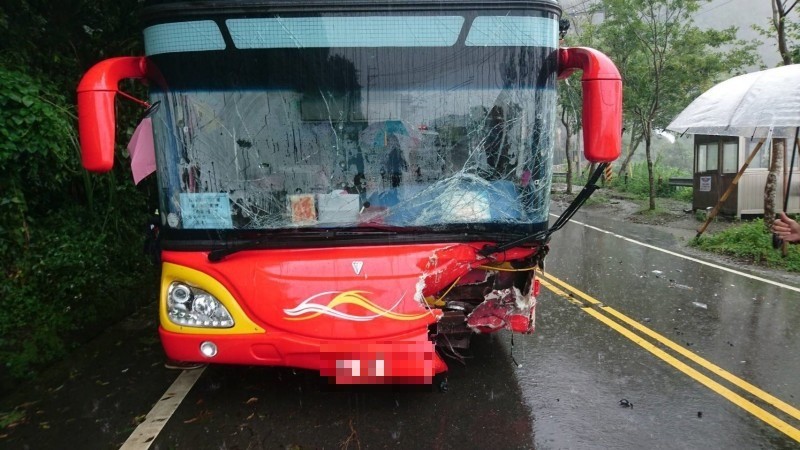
[667,64,800,138]
[666,64,800,239]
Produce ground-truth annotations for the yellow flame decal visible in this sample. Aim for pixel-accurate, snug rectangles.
[284,290,429,322]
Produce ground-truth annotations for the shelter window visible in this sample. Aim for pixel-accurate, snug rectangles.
[697,143,719,172]
[706,142,719,171]
[697,144,707,172]
[722,142,738,173]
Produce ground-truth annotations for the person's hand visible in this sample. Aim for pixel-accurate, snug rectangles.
[773,212,800,243]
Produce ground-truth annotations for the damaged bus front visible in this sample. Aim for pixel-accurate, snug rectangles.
[77,0,621,384]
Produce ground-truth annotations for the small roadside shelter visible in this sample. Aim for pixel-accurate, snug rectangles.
[667,64,800,220]
[690,134,799,217]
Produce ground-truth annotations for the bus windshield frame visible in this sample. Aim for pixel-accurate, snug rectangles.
[144,7,560,239]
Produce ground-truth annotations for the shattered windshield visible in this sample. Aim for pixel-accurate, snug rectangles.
[145,12,559,233]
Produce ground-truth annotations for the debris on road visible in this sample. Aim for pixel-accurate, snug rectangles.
[669,281,694,290]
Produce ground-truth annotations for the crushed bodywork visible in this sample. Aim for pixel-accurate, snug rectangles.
[413,243,545,362]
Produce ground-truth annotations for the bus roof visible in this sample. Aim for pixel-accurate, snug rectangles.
[144,0,560,5]
[142,1,562,23]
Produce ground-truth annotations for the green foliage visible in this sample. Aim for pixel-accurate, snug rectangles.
[1,206,155,380]
[590,0,757,130]
[792,11,800,63]
[0,1,143,93]
[609,162,692,200]
[690,218,800,272]
[652,135,694,173]
[0,0,154,390]
[0,408,26,430]
[580,0,757,209]
[752,1,800,65]
[0,69,72,170]
[0,68,76,253]
[558,13,592,136]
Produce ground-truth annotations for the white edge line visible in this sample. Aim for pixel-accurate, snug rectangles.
[120,367,206,450]
[552,214,800,294]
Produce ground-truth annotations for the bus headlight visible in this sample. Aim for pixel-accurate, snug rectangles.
[167,282,234,328]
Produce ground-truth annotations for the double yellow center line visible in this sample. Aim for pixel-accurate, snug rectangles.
[538,272,800,443]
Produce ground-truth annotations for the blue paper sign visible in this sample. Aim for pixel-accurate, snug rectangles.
[179,193,233,229]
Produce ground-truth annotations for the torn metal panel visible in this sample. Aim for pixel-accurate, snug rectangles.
[413,244,538,305]
[466,286,537,334]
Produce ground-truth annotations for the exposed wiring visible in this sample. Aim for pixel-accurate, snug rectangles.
[479,163,607,257]
[509,332,521,368]
[425,276,462,306]
[436,334,468,366]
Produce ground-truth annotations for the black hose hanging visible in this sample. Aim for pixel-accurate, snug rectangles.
[480,162,608,257]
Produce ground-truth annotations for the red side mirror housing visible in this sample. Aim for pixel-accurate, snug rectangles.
[558,47,622,163]
[77,57,148,172]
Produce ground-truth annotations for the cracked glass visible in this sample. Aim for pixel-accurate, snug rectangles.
[145,11,559,234]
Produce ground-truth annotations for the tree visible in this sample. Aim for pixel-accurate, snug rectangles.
[617,122,643,177]
[764,139,785,232]
[0,0,155,385]
[770,0,799,65]
[588,0,756,210]
[558,15,594,194]
[757,1,798,228]
[559,80,582,195]
[0,1,142,92]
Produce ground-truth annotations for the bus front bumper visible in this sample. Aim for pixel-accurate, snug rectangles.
[159,327,447,384]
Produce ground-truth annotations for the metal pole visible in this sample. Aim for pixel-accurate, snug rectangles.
[782,128,799,212]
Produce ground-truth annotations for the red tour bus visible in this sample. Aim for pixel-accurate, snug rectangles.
[77,0,621,384]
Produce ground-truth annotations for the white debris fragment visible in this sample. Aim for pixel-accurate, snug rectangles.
[691,301,708,310]
[413,276,428,304]
[652,270,663,275]
[513,286,533,310]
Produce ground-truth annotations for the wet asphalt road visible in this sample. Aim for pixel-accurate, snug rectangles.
[514,209,800,449]
[2,207,800,449]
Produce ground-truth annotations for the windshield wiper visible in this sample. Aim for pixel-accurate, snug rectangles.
[207,227,399,262]
[479,163,608,257]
